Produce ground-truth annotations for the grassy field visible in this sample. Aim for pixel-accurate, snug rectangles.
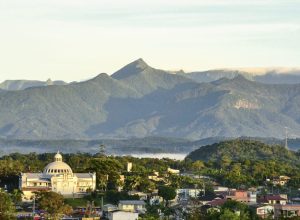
[64,195,105,208]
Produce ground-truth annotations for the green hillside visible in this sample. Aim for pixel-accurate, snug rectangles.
[186,139,299,164]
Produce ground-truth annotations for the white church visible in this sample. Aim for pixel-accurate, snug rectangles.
[19,151,96,200]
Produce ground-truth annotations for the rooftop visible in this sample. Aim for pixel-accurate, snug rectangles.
[119,200,146,205]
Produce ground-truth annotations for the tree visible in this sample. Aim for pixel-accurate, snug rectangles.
[191,161,205,172]
[138,179,156,193]
[221,201,251,220]
[188,207,205,220]
[10,189,23,204]
[158,186,176,207]
[99,144,106,157]
[0,189,15,219]
[35,191,72,219]
[88,157,123,191]
[124,175,142,191]
[105,190,139,205]
[219,209,239,220]
[60,204,73,216]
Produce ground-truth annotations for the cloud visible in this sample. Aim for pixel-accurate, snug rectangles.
[0,0,299,81]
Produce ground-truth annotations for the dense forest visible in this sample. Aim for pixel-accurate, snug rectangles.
[187,140,300,188]
[186,139,299,163]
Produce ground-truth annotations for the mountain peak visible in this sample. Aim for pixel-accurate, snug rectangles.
[112,58,150,80]
[232,74,249,81]
[134,58,148,68]
[46,78,53,85]
[90,73,111,81]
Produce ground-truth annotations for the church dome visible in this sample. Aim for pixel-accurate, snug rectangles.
[43,151,73,175]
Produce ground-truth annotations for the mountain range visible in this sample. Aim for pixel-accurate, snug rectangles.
[1,59,300,140]
[0,79,67,90]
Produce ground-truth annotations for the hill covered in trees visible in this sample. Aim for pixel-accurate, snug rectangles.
[186,139,299,164]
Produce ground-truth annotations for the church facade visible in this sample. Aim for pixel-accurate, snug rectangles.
[19,152,96,200]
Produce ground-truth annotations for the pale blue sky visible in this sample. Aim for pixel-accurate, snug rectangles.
[0,0,299,82]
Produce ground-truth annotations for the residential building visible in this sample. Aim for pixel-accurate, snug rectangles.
[148,172,164,182]
[128,190,148,200]
[213,186,230,193]
[256,205,274,219]
[258,195,287,205]
[177,188,203,200]
[102,204,118,219]
[224,190,257,204]
[272,176,291,186]
[167,168,180,175]
[108,210,138,220]
[274,204,300,218]
[118,200,146,213]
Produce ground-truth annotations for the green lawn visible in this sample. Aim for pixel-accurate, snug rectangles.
[64,195,106,208]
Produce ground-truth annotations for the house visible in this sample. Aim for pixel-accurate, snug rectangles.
[226,190,248,202]
[213,186,230,193]
[108,210,138,220]
[258,194,287,205]
[149,194,163,205]
[177,188,203,200]
[128,190,148,200]
[147,190,163,205]
[198,194,225,205]
[206,198,227,207]
[224,190,257,204]
[248,191,257,205]
[291,197,300,204]
[118,200,146,213]
[148,172,164,182]
[167,168,180,175]
[274,204,300,218]
[180,172,213,180]
[272,176,291,186]
[102,204,118,219]
[256,205,274,219]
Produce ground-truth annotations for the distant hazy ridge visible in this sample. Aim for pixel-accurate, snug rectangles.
[1,59,300,140]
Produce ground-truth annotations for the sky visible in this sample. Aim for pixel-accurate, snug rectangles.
[0,0,300,82]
